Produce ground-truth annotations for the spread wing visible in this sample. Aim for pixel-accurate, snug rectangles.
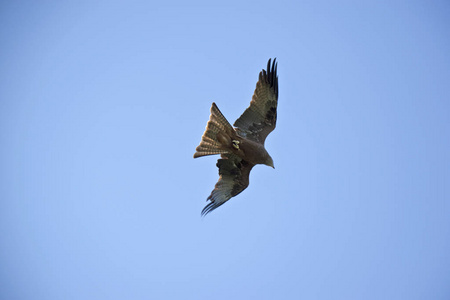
[201,154,255,216]
[234,58,278,144]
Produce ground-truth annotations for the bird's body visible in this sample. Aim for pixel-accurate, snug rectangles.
[229,135,273,166]
[194,58,278,215]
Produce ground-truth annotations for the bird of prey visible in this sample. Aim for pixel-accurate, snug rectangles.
[193,58,278,216]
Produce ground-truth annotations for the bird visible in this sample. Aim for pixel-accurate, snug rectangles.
[193,58,278,216]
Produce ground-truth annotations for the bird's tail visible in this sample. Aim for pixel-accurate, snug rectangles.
[193,103,236,158]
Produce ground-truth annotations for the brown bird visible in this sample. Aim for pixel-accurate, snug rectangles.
[194,58,278,216]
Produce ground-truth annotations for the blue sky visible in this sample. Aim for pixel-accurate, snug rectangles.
[1,1,449,299]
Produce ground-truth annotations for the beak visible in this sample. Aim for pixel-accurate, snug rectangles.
[266,156,275,169]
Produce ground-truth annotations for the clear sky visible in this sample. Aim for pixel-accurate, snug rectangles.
[1,1,449,299]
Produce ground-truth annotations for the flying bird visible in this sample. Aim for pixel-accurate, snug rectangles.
[194,58,278,216]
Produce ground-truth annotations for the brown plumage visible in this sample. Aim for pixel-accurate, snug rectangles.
[194,58,278,216]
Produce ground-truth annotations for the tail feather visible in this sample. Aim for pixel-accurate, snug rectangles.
[194,103,235,158]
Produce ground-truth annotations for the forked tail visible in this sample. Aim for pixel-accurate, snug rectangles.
[193,103,235,158]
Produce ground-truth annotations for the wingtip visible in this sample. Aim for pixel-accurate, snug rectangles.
[201,201,216,217]
[269,58,277,72]
[267,57,277,70]
[201,198,228,217]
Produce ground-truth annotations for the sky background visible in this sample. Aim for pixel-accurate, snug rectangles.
[1,1,450,299]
